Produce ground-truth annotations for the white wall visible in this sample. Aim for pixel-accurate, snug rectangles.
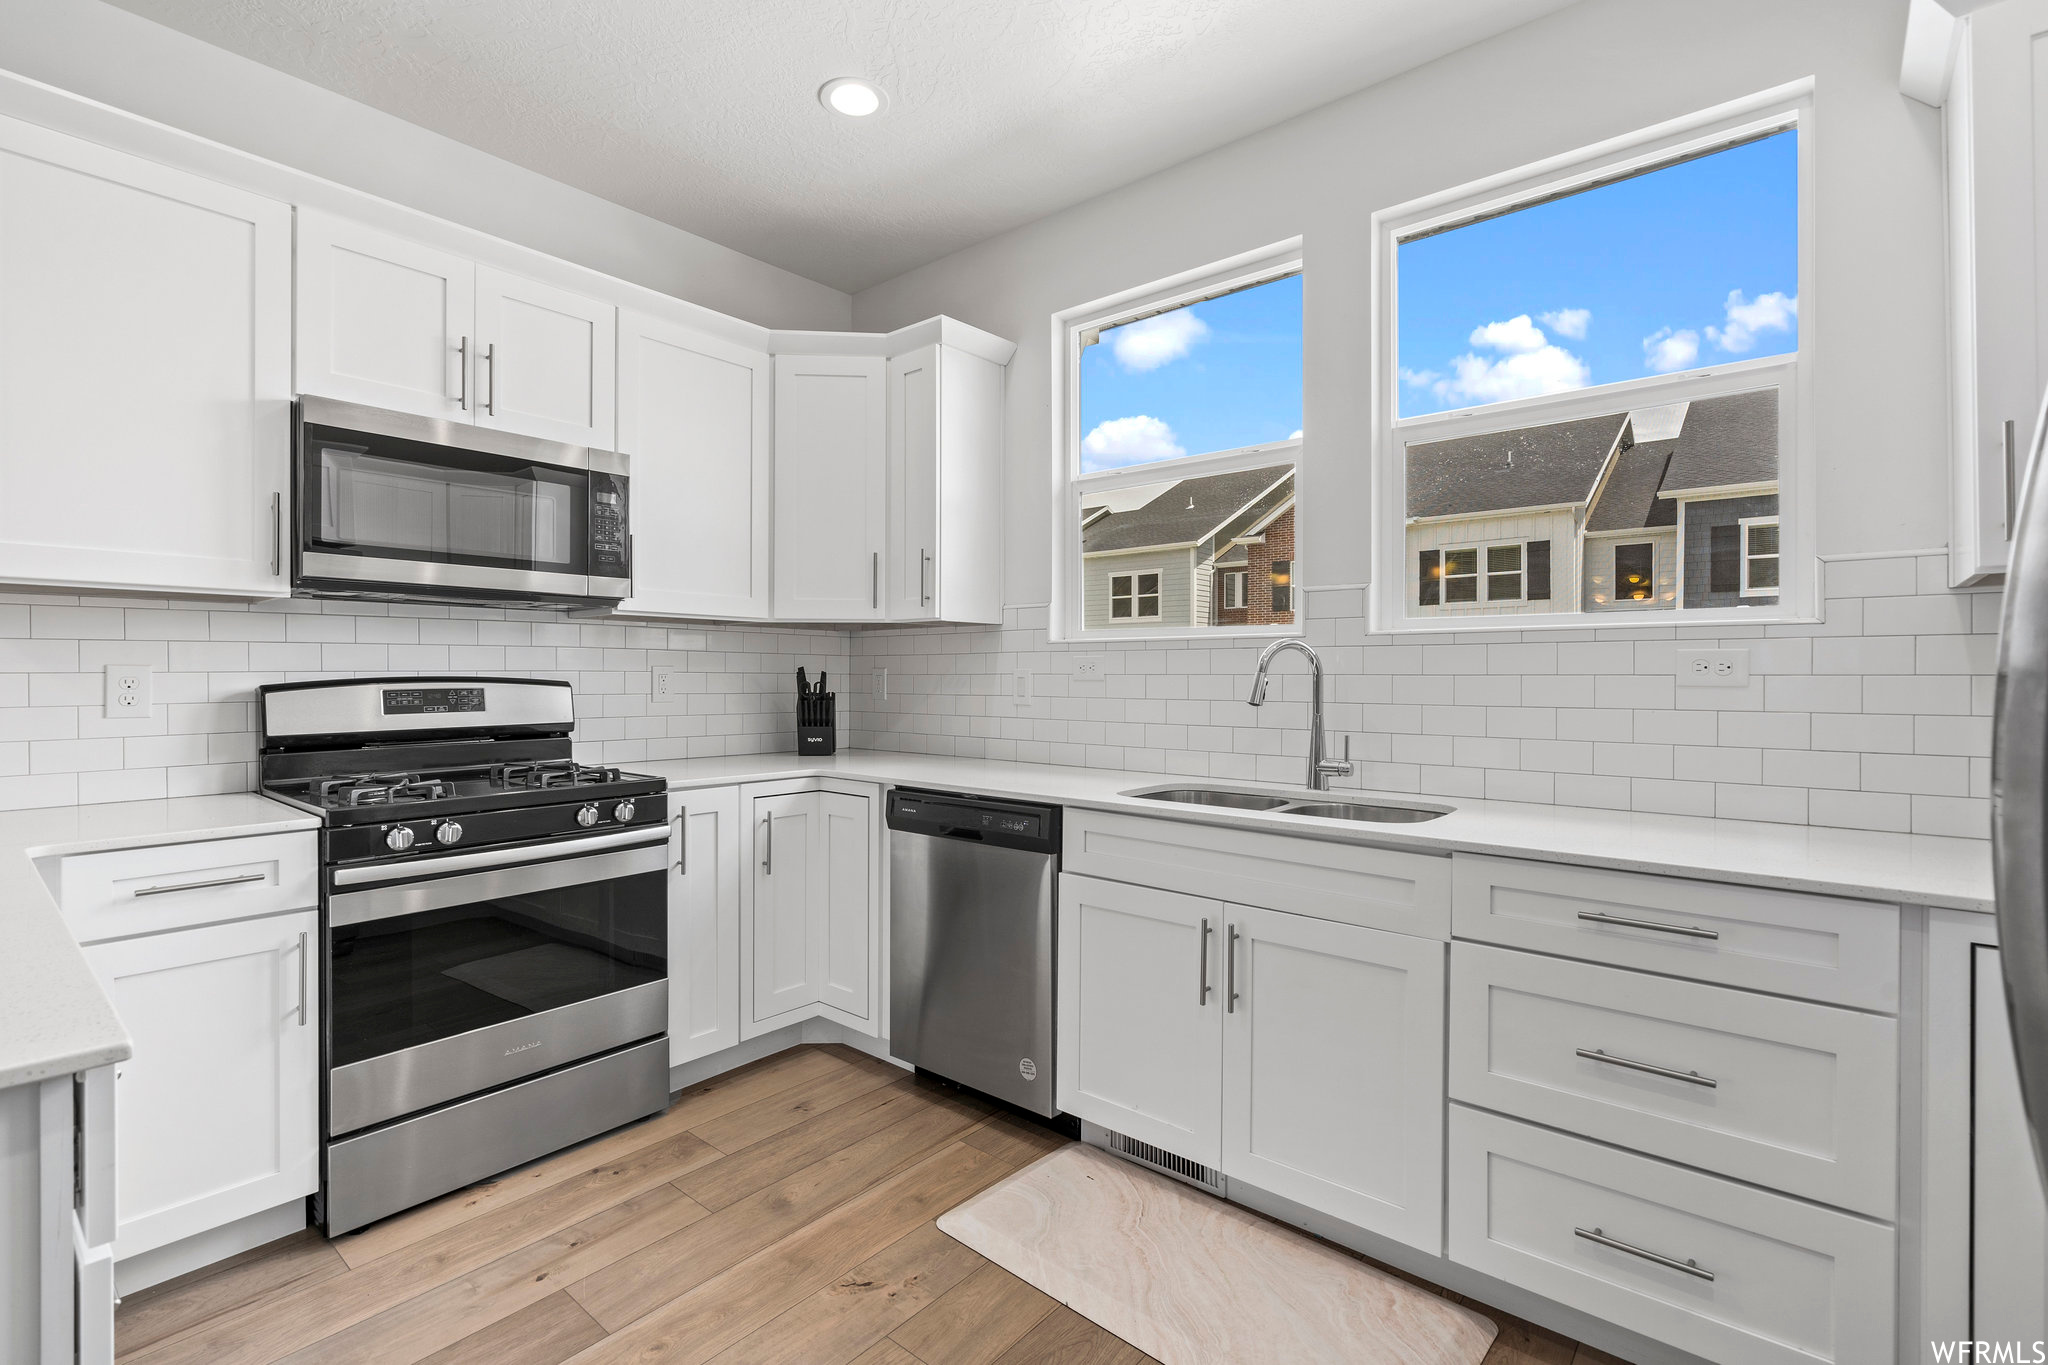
[850,0,1946,600]
[0,0,851,331]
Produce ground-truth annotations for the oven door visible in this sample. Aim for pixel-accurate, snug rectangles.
[324,827,668,1135]
[294,397,629,605]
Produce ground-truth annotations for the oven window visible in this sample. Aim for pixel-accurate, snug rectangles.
[328,865,664,1069]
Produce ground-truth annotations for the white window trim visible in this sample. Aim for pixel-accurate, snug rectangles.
[1050,239,1304,643]
[1369,79,1818,635]
[1107,571,1162,621]
[1433,539,1534,607]
[1739,515,1781,597]
[1221,570,1248,610]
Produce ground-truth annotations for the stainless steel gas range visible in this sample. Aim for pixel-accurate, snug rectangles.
[257,676,670,1235]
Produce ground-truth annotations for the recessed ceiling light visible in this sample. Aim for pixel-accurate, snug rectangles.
[820,77,886,118]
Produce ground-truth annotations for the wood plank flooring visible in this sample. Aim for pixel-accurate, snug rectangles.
[114,1045,1624,1365]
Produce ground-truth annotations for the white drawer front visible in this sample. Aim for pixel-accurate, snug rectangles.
[61,832,318,942]
[1066,808,1451,938]
[1451,854,1898,1010]
[1450,943,1897,1217]
[1449,1106,1894,1365]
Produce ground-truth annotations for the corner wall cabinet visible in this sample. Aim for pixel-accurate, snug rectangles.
[740,780,879,1037]
[0,113,290,598]
[772,353,889,621]
[885,342,1005,624]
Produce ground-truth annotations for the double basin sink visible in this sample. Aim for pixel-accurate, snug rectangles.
[1125,785,1450,824]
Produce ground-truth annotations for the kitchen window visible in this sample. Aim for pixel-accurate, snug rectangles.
[1371,84,1812,632]
[1054,240,1303,641]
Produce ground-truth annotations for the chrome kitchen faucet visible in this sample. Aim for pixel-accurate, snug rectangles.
[1248,638,1353,792]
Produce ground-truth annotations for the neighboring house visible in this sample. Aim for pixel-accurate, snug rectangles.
[1081,464,1295,629]
[1404,388,1778,618]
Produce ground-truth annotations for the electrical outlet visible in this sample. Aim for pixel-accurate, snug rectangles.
[104,663,152,719]
[1071,655,1105,681]
[651,665,681,699]
[1014,672,1032,707]
[871,668,888,702]
[1675,648,1750,687]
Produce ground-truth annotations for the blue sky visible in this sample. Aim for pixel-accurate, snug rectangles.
[1397,131,1799,417]
[1079,273,1303,472]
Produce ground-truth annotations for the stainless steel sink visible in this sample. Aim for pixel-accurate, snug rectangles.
[1127,785,1450,824]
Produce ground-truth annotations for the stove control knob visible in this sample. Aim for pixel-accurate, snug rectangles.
[576,803,600,828]
[613,799,637,823]
[385,826,415,852]
[435,821,463,846]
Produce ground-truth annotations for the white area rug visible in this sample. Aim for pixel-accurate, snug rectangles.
[937,1143,1498,1365]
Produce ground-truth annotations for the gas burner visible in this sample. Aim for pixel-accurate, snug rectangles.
[315,772,455,808]
[492,759,623,790]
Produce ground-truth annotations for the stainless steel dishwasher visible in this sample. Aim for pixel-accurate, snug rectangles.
[887,788,1061,1117]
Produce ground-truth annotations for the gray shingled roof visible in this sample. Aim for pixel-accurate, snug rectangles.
[1082,465,1292,554]
[1658,389,1778,496]
[1406,414,1625,520]
[1585,439,1680,532]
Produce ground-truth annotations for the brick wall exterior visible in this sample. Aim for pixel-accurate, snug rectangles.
[1211,506,1295,627]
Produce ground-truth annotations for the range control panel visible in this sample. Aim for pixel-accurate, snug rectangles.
[382,686,486,715]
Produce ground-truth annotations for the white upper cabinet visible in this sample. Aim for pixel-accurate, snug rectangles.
[773,354,887,620]
[474,266,616,448]
[617,310,774,619]
[0,115,290,598]
[887,343,1005,624]
[294,215,615,449]
[295,211,474,421]
[1946,0,2048,583]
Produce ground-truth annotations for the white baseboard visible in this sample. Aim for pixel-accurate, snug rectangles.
[114,1199,307,1297]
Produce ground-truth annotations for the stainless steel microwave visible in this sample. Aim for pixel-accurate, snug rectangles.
[292,396,630,609]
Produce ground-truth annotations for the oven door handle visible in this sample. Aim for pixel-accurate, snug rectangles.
[332,826,669,887]
[328,839,670,928]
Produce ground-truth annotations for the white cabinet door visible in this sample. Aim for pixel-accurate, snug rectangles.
[749,793,816,1026]
[886,345,941,621]
[1974,946,2048,1341]
[885,343,1004,624]
[670,786,741,1066]
[474,266,616,448]
[617,311,773,618]
[773,354,886,620]
[1056,873,1224,1167]
[294,211,475,420]
[0,115,290,597]
[1948,0,2048,582]
[1223,905,1445,1252]
[813,791,873,1023]
[81,911,318,1260]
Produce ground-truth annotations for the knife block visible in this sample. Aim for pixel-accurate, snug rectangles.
[797,690,837,755]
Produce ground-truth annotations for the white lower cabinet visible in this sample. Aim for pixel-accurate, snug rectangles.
[742,784,877,1037]
[668,786,741,1066]
[1972,948,2048,1343]
[1056,872,1445,1253]
[1449,1105,1894,1365]
[80,911,319,1260]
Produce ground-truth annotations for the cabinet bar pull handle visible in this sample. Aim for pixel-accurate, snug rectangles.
[270,492,283,578]
[1573,1227,1715,1281]
[761,813,773,875]
[1575,910,1718,940]
[921,549,932,607]
[1226,923,1240,1013]
[1198,917,1211,1004]
[132,870,266,898]
[1576,1048,1717,1088]
[484,343,496,415]
[2007,418,2020,536]
[674,814,686,873]
[872,552,879,609]
[457,336,469,411]
[296,930,309,1026]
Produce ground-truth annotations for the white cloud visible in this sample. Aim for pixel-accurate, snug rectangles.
[1467,314,1548,354]
[1288,429,1303,440]
[1705,289,1797,354]
[1540,307,1591,340]
[1081,415,1184,471]
[1433,345,1590,405]
[1108,309,1209,372]
[1400,367,1442,389]
[1642,327,1700,374]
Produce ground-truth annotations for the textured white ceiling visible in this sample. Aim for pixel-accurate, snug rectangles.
[103,0,1575,292]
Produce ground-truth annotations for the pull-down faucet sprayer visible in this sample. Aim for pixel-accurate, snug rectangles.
[1247,638,1353,791]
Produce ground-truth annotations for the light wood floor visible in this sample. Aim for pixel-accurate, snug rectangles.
[113,1045,1625,1365]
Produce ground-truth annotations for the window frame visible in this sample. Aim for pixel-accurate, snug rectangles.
[1611,540,1657,604]
[1369,80,1816,635]
[1051,239,1305,643]
[1739,515,1781,597]
[1107,571,1163,621]
[1220,570,1248,610]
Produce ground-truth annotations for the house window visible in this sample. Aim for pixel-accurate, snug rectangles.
[1110,572,1160,619]
[1056,241,1302,639]
[1270,560,1293,613]
[1374,87,1808,631]
[1614,542,1655,601]
[1740,517,1779,595]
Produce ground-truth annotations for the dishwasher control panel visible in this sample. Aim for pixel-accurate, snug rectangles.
[885,789,1059,853]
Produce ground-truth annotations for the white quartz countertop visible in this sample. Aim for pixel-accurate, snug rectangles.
[639,750,1997,914]
[0,794,321,1091]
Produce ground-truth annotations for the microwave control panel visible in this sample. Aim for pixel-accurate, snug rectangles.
[591,474,629,580]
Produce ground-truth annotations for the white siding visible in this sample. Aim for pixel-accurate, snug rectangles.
[1084,549,1193,629]
[1406,510,1580,618]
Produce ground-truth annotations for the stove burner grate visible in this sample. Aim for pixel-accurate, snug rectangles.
[314,772,455,808]
[492,759,623,790]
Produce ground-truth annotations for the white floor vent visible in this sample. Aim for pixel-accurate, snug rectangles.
[1100,1128,1225,1195]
